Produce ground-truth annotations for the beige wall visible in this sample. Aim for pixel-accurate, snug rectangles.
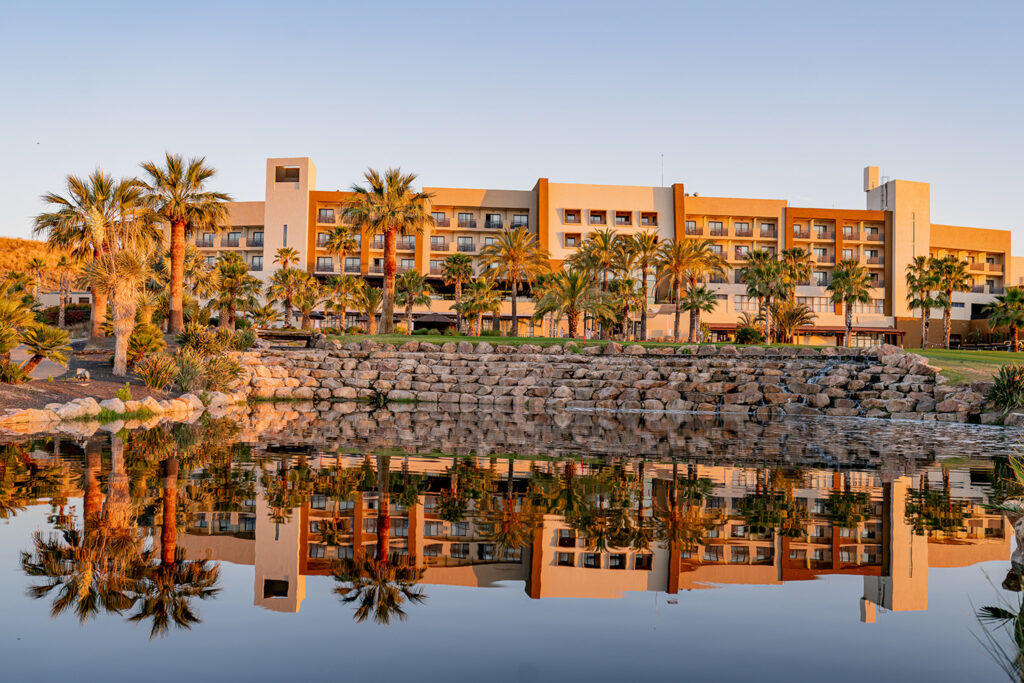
[263,157,315,284]
[866,179,931,317]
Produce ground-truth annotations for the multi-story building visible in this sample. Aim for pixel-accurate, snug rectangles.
[200,158,1017,347]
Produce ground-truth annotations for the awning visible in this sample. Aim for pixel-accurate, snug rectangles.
[416,313,457,323]
[794,326,905,336]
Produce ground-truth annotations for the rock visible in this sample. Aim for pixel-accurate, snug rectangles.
[55,403,87,420]
[625,345,646,355]
[399,341,419,352]
[387,389,417,401]
[360,340,380,352]
[936,398,966,413]
[419,342,440,352]
[718,345,738,356]
[98,397,126,414]
[140,396,164,414]
[582,346,602,355]
[563,341,579,353]
[440,342,457,353]
[457,341,474,354]
[603,342,622,355]
[179,394,205,411]
[475,342,494,354]
[72,397,101,415]
[517,344,542,354]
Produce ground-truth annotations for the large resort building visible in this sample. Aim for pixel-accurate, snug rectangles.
[201,157,1020,347]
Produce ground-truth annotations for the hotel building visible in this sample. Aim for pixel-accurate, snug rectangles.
[199,157,1019,347]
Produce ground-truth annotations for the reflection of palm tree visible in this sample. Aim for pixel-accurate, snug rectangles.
[906,468,969,536]
[654,464,720,552]
[478,459,541,559]
[333,553,426,625]
[976,597,1024,681]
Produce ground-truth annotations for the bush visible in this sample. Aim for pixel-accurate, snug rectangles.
[428,329,442,336]
[394,325,407,335]
[231,328,257,351]
[115,383,133,402]
[0,360,27,384]
[990,364,1024,413]
[176,322,229,357]
[36,304,91,326]
[345,326,365,335]
[735,326,764,345]
[234,317,253,330]
[203,355,243,392]
[128,323,166,366]
[412,328,429,336]
[443,328,458,336]
[136,354,178,391]
[175,348,205,392]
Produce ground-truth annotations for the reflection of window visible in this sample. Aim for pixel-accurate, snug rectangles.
[478,543,495,560]
[424,544,441,557]
[704,546,723,562]
[308,544,326,559]
[608,553,626,569]
[452,522,468,536]
[731,547,749,563]
[557,552,575,566]
[635,554,653,570]
[363,518,377,533]
[450,543,469,559]
[425,522,443,536]
[583,553,600,568]
[311,494,327,510]
[309,521,322,533]
[391,519,409,538]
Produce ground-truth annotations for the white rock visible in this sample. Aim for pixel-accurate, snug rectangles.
[98,398,126,414]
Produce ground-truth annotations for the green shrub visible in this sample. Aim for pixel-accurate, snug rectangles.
[203,355,244,392]
[136,354,177,391]
[394,325,407,335]
[128,322,166,366]
[175,348,205,392]
[443,328,457,336]
[115,382,133,402]
[428,329,442,336]
[213,327,234,350]
[735,326,764,345]
[231,328,257,351]
[412,328,429,336]
[177,322,218,356]
[0,360,27,384]
[345,326,365,335]
[989,364,1024,414]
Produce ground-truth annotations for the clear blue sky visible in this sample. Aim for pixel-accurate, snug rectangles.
[2,0,1021,241]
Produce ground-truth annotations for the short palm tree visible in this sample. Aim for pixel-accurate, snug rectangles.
[354,286,384,335]
[18,325,71,375]
[274,246,300,270]
[478,226,550,336]
[985,288,1024,351]
[657,239,725,342]
[827,259,872,346]
[631,230,660,340]
[931,254,972,349]
[324,275,363,331]
[343,169,433,334]
[210,253,261,329]
[394,270,432,333]
[292,276,324,330]
[441,254,474,333]
[771,299,816,344]
[247,301,280,329]
[267,267,306,328]
[680,286,718,343]
[79,250,152,375]
[460,277,502,335]
[533,268,612,338]
[141,153,231,334]
[780,247,814,296]
[906,255,939,348]
[740,249,786,342]
[26,257,47,301]
[324,225,358,274]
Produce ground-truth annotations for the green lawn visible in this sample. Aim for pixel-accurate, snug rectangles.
[327,333,691,350]
[915,348,1019,385]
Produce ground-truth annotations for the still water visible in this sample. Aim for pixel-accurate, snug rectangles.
[1,405,1022,682]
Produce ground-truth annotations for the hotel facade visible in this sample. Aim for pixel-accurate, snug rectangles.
[199,157,1019,347]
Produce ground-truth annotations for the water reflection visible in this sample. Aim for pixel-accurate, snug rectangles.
[3,416,1013,635]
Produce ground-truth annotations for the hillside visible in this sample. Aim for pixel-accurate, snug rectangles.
[0,237,67,290]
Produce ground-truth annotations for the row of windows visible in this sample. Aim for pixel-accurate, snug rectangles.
[431,211,529,229]
[556,551,653,570]
[563,209,658,227]
[685,220,777,237]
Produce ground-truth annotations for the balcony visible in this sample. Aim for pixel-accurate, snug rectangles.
[814,255,836,264]
[733,250,750,261]
[760,228,778,238]
[246,236,264,248]
[369,265,384,274]
[870,280,885,288]
[316,236,329,248]
[344,263,361,274]
[457,243,476,253]
[990,263,1004,272]
[221,237,240,248]
[814,279,831,288]
[842,230,860,241]
[429,266,443,276]
[431,241,449,252]
[793,230,811,240]
[686,227,704,236]
[195,238,215,248]
[457,218,477,228]
[814,231,835,241]
[866,256,884,265]
[709,227,727,237]
[372,239,385,250]
[511,220,529,229]
[484,219,503,230]
[734,227,753,238]
[315,263,335,273]
[317,213,336,225]
[249,263,263,272]
[397,264,413,274]
[397,238,416,251]
[640,219,658,228]
[434,217,450,227]
[865,232,883,242]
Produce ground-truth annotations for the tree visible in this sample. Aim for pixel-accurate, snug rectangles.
[0,297,34,363]
[273,246,300,270]
[79,250,153,375]
[931,254,972,349]
[141,153,231,334]
[459,277,502,336]
[54,256,74,328]
[18,325,71,375]
[324,225,358,275]
[26,257,46,301]
[631,230,660,341]
[292,275,324,330]
[343,169,433,334]
[267,267,305,328]
[680,286,718,343]
[394,270,432,333]
[533,269,613,339]
[210,253,261,329]
[780,247,814,297]
[324,275,363,331]
[583,227,619,291]
[740,249,786,342]
[441,253,474,334]
[34,171,150,347]
[478,226,550,336]
[354,286,384,335]
[247,301,280,329]
[906,256,939,348]
[771,299,816,344]
[986,288,1024,352]
[827,260,872,346]
[657,239,726,342]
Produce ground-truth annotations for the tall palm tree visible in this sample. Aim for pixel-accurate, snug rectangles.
[354,286,384,335]
[827,259,873,346]
[26,257,47,301]
[395,270,432,334]
[533,269,612,338]
[478,226,550,336]
[985,288,1024,351]
[780,247,814,297]
[441,253,474,334]
[460,277,502,335]
[906,255,940,348]
[267,267,305,328]
[18,325,71,375]
[324,225,358,275]
[631,230,660,341]
[210,252,261,329]
[657,239,726,342]
[931,254,972,349]
[34,170,150,347]
[141,153,231,334]
[54,256,74,328]
[78,250,153,376]
[680,286,718,343]
[343,168,433,334]
[324,275,363,331]
[274,246,300,270]
[584,227,619,291]
[292,275,324,330]
[740,249,786,342]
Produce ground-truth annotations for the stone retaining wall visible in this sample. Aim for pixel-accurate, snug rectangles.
[236,340,995,423]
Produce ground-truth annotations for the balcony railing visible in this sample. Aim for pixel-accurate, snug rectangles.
[195,238,214,248]
[315,263,335,273]
[990,263,1004,272]
[814,279,831,287]
[865,233,883,242]
[457,219,477,228]
[434,218,450,227]
[734,228,753,237]
[317,213,336,224]
[484,220,503,230]
[759,228,778,238]
[369,265,384,274]
[589,217,606,225]
[971,285,986,294]
[249,263,263,272]
[316,236,328,248]
[344,264,361,273]
[870,280,884,288]
[814,255,835,264]
[221,237,240,248]
[640,220,658,228]
[397,239,416,250]
[814,231,835,241]
[686,227,704,236]
[734,250,750,260]
[842,230,860,241]
[866,256,884,265]
[246,237,264,248]
[429,267,443,276]
[793,230,811,240]
[457,243,476,253]
[511,220,528,229]
[372,240,385,250]
[431,241,450,252]
[397,265,413,274]
[992,285,1006,294]
[709,227,727,237]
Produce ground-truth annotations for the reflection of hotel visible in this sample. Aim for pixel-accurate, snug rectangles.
[178,458,1009,621]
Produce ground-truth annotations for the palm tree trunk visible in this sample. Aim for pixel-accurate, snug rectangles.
[943,304,952,349]
[845,303,853,347]
[376,457,391,564]
[673,280,683,343]
[405,303,413,334]
[454,281,463,334]
[492,308,500,334]
[567,309,579,338]
[161,456,179,567]
[1015,327,1020,352]
[58,276,66,329]
[88,289,107,347]
[920,308,927,349]
[688,307,697,344]
[640,265,648,341]
[511,279,518,337]
[168,220,186,334]
[382,230,397,334]
[366,310,377,335]
[219,308,232,329]
[283,295,293,328]
[923,308,931,348]
[21,355,43,375]
[112,303,135,376]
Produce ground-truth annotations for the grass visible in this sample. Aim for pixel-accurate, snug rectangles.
[327,333,829,351]
[73,407,156,424]
[915,348,1020,385]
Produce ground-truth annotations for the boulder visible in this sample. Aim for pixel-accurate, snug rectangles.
[98,397,126,414]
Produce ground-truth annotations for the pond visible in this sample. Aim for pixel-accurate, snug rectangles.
[1,404,1022,682]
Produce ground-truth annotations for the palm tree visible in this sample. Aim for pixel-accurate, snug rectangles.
[827,259,873,346]
[584,227,619,291]
[608,275,646,340]
[906,255,940,348]
[18,325,71,375]
[460,277,502,335]
[478,226,550,336]
[273,246,300,270]
[657,239,726,342]
[324,275,363,331]
[0,297,34,363]
[292,275,324,330]
[267,267,305,328]
[631,230,660,341]
[210,252,261,329]
[780,247,814,297]
[533,269,612,338]
[680,286,718,343]
[26,257,47,301]
[141,153,231,334]
[478,459,540,559]
[986,288,1024,352]
[343,168,433,334]
[78,250,153,376]
[247,301,280,329]
[354,286,384,335]
[441,253,474,334]
[771,299,816,344]
[324,225,358,275]
[394,270,432,334]
[931,254,972,349]
[54,256,74,328]
[741,249,786,342]
[34,171,150,347]
[332,551,426,625]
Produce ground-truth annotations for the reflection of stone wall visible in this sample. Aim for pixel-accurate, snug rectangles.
[237,341,991,422]
[231,402,1014,473]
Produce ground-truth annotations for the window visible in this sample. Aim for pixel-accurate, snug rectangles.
[458,212,474,228]
[557,552,574,567]
[709,220,725,236]
[734,221,751,236]
[704,546,723,562]
[429,259,444,273]
[582,553,600,568]
[731,524,746,538]
[709,244,723,255]
[484,237,497,247]
[734,295,758,312]
[760,222,776,236]
[275,166,300,182]
[241,516,256,532]
[512,214,529,228]
[814,271,829,286]
[400,258,415,271]
[318,208,335,223]
[814,224,829,238]
[431,211,448,226]
[204,256,215,267]
[565,233,581,248]
[952,302,965,309]
[363,518,377,533]
[608,553,626,569]
[842,249,853,260]
[685,220,699,235]
[589,210,606,225]
[251,255,263,271]
[813,247,826,258]
[485,213,502,229]
[316,257,333,272]
[424,544,441,558]
[451,543,469,559]
[640,212,657,227]
[756,546,772,561]
[634,554,653,570]
[798,296,832,312]
[614,211,632,226]
[457,236,474,252]
[345,257,360,272]
[564,209,581,224]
